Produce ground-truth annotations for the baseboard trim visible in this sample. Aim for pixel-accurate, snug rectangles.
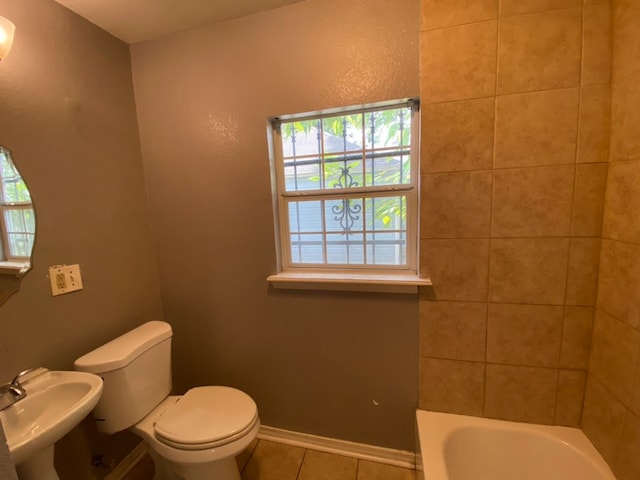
[105,426,416,476]
[258,425,416,469]
[104,441,149,480]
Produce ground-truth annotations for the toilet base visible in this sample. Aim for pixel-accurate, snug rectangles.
[149,448,241,480]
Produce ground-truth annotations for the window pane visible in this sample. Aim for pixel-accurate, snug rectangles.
[384,108,412,148]
[365,108,411,149]
[281,120,321,158]
[324,156,363,190]
[365,196,406,231]
[346,234,364,264]
[365,155,410,186]
[1,153,31,204]
[366,232,406,265]
[0,152,11,177]
[325,198,363,233]
[7,233,34,258]
[24,208,35,232]
[4,209,24,232]
[288,201,322,233]
[322,115,364,154]
[3,208,35,259]
[284,161,321,192]
[4,208,36,234]
[290,234,324,264]
[326,233,364,264]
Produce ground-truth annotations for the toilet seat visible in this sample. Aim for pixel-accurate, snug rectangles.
[153,386,258,450]
[132,394,261,466]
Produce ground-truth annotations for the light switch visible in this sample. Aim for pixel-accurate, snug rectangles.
[49,264,83,296]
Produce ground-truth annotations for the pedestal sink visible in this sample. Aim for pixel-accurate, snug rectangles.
[0,368,103,480]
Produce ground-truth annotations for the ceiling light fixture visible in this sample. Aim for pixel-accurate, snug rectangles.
[0,16,16,61]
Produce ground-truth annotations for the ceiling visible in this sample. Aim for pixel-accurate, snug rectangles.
[53,0,306,44]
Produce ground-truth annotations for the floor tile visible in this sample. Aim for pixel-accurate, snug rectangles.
[298,450,357,480]
[236,438,259,473]
[357,460,416,480]
[241,440,305,480]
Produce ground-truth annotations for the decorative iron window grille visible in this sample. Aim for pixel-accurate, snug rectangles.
[0,147,35,261]
[269,99,419,271]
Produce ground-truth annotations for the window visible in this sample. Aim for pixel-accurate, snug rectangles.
[268,99,427,291]
[0,146,35,265]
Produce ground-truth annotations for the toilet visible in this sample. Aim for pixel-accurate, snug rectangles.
[74,320,259,480]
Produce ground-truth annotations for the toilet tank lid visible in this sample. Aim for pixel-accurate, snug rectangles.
[74,321,172,374]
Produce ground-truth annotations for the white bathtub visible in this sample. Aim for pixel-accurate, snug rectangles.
[416,410,616,480]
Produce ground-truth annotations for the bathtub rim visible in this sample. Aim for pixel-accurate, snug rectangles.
[416,410,616,480]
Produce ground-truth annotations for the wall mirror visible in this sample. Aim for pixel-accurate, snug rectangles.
[0,145,35,306]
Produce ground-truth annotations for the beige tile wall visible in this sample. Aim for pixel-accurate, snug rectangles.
[583,0,640,478]
[418,0,611,427]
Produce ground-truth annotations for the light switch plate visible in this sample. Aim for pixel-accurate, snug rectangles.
[49,264,83,296]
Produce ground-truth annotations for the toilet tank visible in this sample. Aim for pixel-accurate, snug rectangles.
[74,321,173,434]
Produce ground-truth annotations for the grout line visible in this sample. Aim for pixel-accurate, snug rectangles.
[420,356,585,371]
[604,157,640,165]
[552,366,561,424]
[499,5,582,19]
[425,85,582,107]
[424,159,610,176]
[558,305,568,368]
[596,306,640,334]
[423,234,603,241]
[422,17,497,33]
[422,5,581,33]
[484,8,499,413]
[587,373,635,419]
[600,234,640,247]
[295,448,308,480]
[565,3,584,314]
[419,298,596,308]
[482,299,489,417]
[240,439,260,475]
[580,1,587,87]
[485,9,499,419]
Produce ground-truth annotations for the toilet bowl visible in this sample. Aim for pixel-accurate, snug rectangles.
[74,321,259,480]
[134,388,259,480]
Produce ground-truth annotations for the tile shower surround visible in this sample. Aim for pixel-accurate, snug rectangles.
[418,0,611,426]
[420,0,640,478]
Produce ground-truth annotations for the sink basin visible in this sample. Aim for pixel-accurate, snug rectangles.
[0,368,103,479]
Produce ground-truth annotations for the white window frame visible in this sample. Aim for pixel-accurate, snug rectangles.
[0,146,34,275]
[267,99,430,293]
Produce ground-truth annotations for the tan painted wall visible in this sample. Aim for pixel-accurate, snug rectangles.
[418,0,610,426]
[582,0,640,478]
[131,0,420,450]
[0,0,162,475]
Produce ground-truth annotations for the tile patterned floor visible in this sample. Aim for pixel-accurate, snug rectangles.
[124,438,416,480]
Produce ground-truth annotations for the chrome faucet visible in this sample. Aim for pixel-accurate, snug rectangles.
[0,367,38,411]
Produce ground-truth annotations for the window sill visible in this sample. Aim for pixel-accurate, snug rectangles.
[0,261,30,277]
[267,271,432,294]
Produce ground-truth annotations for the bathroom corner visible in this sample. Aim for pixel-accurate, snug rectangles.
[581,1,640,478]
